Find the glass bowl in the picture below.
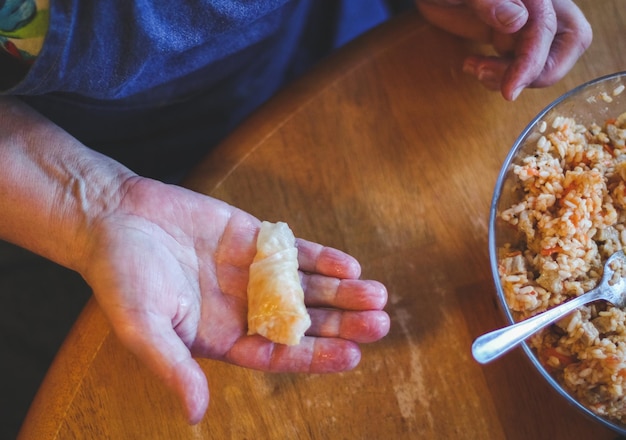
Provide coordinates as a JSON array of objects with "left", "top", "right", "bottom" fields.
[{"left": 489, "top": 71, "right": 626, "bottom": 434}]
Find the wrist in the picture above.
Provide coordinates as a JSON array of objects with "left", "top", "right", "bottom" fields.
[{"left": 0, "top": 97, "right": 137, "bottom": 272}]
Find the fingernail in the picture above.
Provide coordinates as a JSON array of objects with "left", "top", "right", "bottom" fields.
[
  {"left": 510, "top": 86, "right": 524, "bottom": 101},
  {"left": 495, "top": 2, "right": 527, "bottom": 28},
  {"left": 462, "top": 59, "right": 477, "bottom": 75},
  {"left": 476, "top": 66, "right": 497, "bottom": 83}
]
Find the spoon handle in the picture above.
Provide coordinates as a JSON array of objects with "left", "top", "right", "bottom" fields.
[{"left": 472, "top": 288, "right": 603, "bottom": 364}]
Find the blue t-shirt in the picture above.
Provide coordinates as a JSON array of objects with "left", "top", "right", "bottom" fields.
[{"left": 1, "top": 0, "right": 409, "bottom": 178}]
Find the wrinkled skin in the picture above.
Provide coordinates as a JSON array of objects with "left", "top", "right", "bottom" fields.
[
  {"left": 81, "top": 177, "right": 390, "bottom": 423},
  {"left": 417, "top": 0, "right": 593, "bottom": 100}
]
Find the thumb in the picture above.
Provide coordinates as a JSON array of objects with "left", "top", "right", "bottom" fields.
[
  {"left": 466, "top": 0, "right": 529, "bottom": 33},
  {"left": 114, "top": 317, "right": 210, "bottom": 424},
  {"left": 416, "top": 0, "right": 527, "bottom": 42},
  {"left": 167, "top": 357, "right": 210, "bottom": 424}
]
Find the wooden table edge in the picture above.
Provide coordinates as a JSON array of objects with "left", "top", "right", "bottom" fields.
[{"left": 17, "top": 297, "right": 110, "bottom": 440}]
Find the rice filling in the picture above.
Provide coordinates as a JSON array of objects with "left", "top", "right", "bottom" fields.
[{"left": 499, "top": 110, "right": 626, "bottom": 424}]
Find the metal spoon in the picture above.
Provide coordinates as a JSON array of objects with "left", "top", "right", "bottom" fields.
[{"left": 472, "top": 250, "right": 626, "bottom": 364}]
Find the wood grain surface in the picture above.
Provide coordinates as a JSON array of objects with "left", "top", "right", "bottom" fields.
[{"left": 18, "top": 1, "right": 626, "bottom": 439}]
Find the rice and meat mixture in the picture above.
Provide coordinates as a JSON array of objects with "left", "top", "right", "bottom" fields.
[{"left": 498, "top": 110, "right": 626, "bottom": 423}]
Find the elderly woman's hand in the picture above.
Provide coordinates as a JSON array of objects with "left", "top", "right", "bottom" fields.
[
  {"left": 416, "top": 0, "right": 592, "bottom": 100},
  {"left": 81, "top": 178, "right": 390, "bottom": 424}
]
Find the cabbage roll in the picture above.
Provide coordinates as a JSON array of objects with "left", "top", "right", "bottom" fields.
[{"left": 247, "top": 221, "right": 311, "bottom": 345}]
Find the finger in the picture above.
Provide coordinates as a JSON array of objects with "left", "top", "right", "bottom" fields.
[
  {"left": 302, "top": 275, "right": 388, "bottom": 311},
  {"left": 225, "top": 336, "right": 362, "bottom": 373},
  {"left": 463, "top": 55, "right": 510, "bottom": 91},
  {"left": 168, "top": 357, "right": 211, "bottom": 424},
  {"left": 112, "top": 315, "right": 210, "bottom": 424},
  {"left": 499, "top": 0, "right": 558, "bottom": 100},
  {"left": 522, "top": 0, "right": 592, "bottom": 89},
  {"left": 465, "top": 0, "right": 529, "bottom": 33},
  {"left": 307, "top": 309, "right": 391, "bottom": 343},
  {"left": 417, "top": 0, "right": 528, "bottom": 39},
  {"left": 296, "top": 238, "right": 361, "bottom": 279}
]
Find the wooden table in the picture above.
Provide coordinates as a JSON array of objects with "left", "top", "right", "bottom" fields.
[{"left": 18, "top": 2, "right": 626, "bottom": 439}]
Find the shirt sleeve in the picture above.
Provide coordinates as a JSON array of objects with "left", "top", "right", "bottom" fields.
[{"left": 0, "top": 0, "right": 49, "bottom": 65}]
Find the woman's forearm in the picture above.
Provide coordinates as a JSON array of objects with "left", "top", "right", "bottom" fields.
[{"left": 0, "top": 96, "right": 136, "bottom": 272}]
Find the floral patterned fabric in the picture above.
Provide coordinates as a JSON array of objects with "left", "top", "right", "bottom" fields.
[{"left": 0, "top": 0, "right": 48, "bottom": 63}]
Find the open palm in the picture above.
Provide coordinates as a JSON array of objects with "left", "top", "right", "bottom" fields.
[{"left": 79, "top": 177, "right": 390, "bottom": 423}]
